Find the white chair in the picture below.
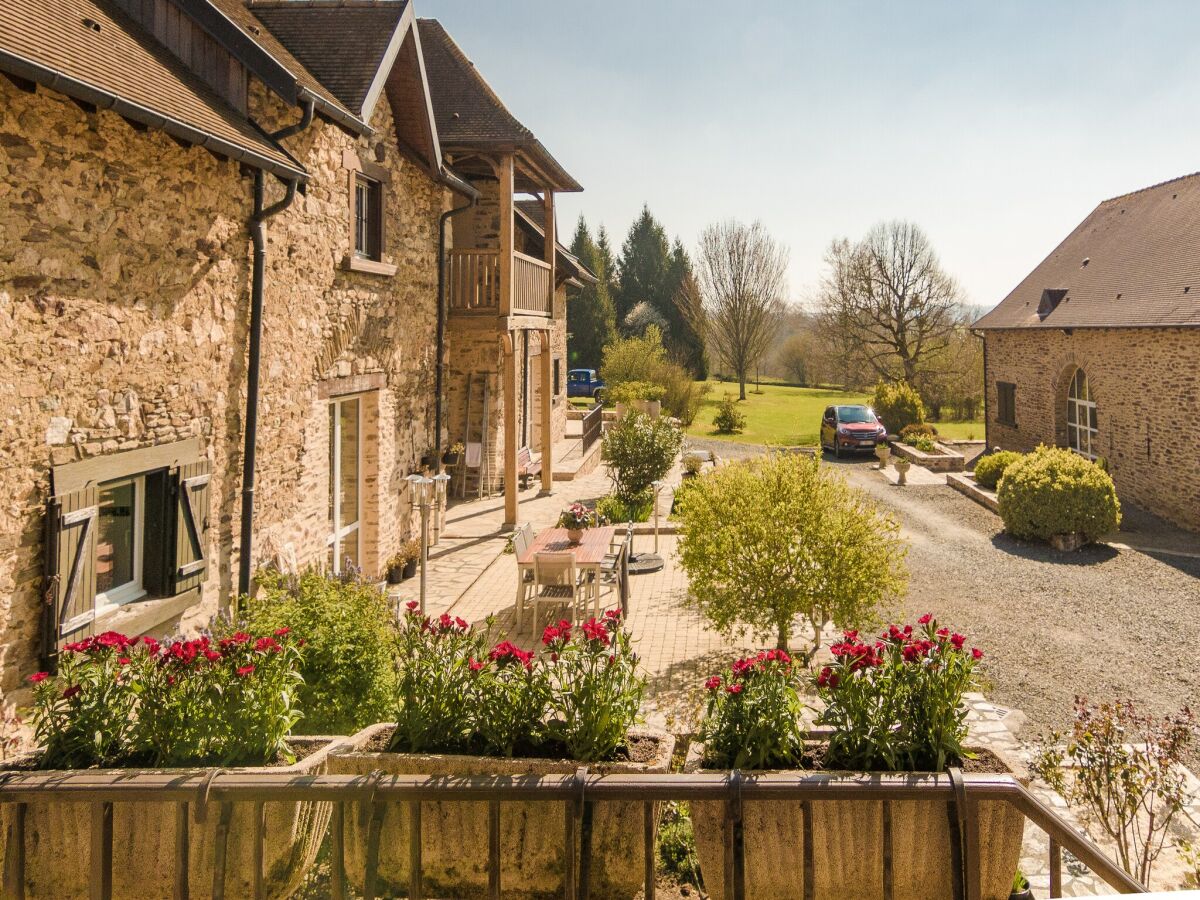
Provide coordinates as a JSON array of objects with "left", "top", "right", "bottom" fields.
[
  {"left": 532, "top": 551, "right": 586, "bottom": 631},
  {"left": 512, "top": 524, "right": 535, "bottom": 628}
]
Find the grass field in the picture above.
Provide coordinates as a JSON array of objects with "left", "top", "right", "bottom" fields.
[{"left": 686, "top": 380, "right": 983, "bottom": 446}]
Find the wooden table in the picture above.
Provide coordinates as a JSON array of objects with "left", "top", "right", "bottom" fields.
[{"left": 516, "top": 526, "right": 619, "bottom": 628}]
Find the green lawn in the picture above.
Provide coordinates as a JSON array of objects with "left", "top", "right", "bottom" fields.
[{"left": 686, "top": 380, "right": 983, "bottom": 446}]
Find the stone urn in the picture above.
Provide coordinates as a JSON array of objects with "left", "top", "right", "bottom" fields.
[
  {"left": 893, "top": 457, "right": 912, "bottom": 485},
  {"left": 875, "top": 444, "right": 891, "bottom": 469}
]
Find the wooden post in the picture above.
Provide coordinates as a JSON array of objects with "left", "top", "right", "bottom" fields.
[
  {"left": 498, "top": 154, "right": 515, "bottom": 317},
  {"left": 503, "top": 332, "right": 519, "bottom": 528},
  {"left": 540, "top": 328, "right": 554, "bottom": 493}
]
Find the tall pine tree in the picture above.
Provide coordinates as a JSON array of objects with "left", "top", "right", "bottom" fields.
[
  {"left": 615, "top": 206, "right": 672, "bottom": 327},
  {"left": 567, "top": 215, "right": 617, "bottom": 370}
]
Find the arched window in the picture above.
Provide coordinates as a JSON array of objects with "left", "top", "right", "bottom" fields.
[{"left": 1066, "top": 368, "right": 1097, "bottom": 459}]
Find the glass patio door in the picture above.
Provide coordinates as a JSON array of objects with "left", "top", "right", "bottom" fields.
[{"left": 327, "top": 396, "right": 362, "bottom": 573}]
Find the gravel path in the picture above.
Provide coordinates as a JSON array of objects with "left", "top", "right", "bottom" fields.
[{"left": 687, "top": 438, "right": 1200, "bottom": 768}]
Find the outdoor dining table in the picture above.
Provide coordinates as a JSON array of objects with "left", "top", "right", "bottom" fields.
[{"left": 516, "top": 525, "right": 623, "bottom": 620}]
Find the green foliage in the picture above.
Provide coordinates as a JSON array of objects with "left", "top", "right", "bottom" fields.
[
  {"left": 601, "top": 411, "right": 682, "bottom": 501},
  {"left": 815, "top": 616, "right": 983, "bottom": 772},
  {"left": 682, "top": 454, "right": 704, "bottom": 476},
  {"left": 567, "top": 217, "right": 617, "bottom": 369},
  {"left": 657, "top": 802, "right": 702, "bottom": 887},
  {"left": 973, "top": 450, "right": 1023, "bottom": 490},
  {"left": 605, "top": 380, "right": 665, "bottom": 405},
  {"left": 873, "top": 380, "right": 926, "bottom": 434},
  {"left": 596, "top": 491, "right": 654, "bottom": 524},
  {"left": 676, "top": 453, "right": 907, "bottom": 651},
  {"left": 898, "top": 422, "right": 938, "bottom": 441},
  {"left": 911, "top": 435, "right": 937, "bottom": 453},
  {"left": 699, "top": 650, "right": 806, "bottom": 769},
  {"left": 997, "top": 445, "right": 1121, "bottom": 541},
  {"left": 600, "top": 325, "right": 708, "bottom": 424},
  {"left": 712, "top": 395, "right": 746, "bottom": 434},
  {"left": 615, "top": 206, "right": 673, "bottom": 324},
  {"left": 470, "top": 642, "right": 547, "bottom": 757},
  {"left": 247, "top": 569, "right": 398, "bottom": 735},
  {"left": 1034, "top": 698, "right": 1196, "bottom": 885}
]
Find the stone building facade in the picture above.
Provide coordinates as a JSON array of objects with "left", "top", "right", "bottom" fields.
[
  {"left": 976, "top": 172, "right": 1200, "bottom": 533},
  {"left": 0, "top": 0, "right": 587, "bottom": 691}
]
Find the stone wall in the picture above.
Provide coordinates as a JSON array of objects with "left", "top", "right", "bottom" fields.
[
  {"left": 983, "top": 327, "right": 1200, "bottom": 531},
  {"left": 0, "top": 75, "right": 446, "bottom": 691}
]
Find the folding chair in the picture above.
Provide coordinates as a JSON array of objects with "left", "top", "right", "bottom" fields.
[{"left": 532, "top": 551, "right": 586, "bottom": 632}]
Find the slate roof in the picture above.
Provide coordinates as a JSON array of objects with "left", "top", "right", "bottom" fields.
[
  {"left": 417, "top": 18, "right": 582, "bottom": 192},
  {"left": 0, "top": 0, "right": 304, "bottom": 179},
  {"left": 249, "top": 1, "right": 409, "bottom": 119},
  {"left": 975, "top": 172, "right": 1200, "bottom": 330}
]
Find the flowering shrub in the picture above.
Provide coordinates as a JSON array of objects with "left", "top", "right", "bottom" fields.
[
  {"left": 28, "top": 628, "right": 303, "bottom": 769},
  {"left": 558, "top": 502, "right": 598, "bottom": 532},
  {"left": 390, "top": 603, "right": 485, "bottom": 753},
  {"left": 469, "top": 641, "right": 548, "bottom": 757},
  {"left": 602, "top": 411, "right": 683, "bottom": 502},
  {"left": 699, "top": 649, "right": 805, "bottom": 769},
  {"left": 543, "top": 610, "right": 645, "bottom": 762},
  {"left": 815, "top": 615, "right": 983, "bottom": 772},
  {"left": 1034, "top": 698, "right": 1196, "bottom": 885}
]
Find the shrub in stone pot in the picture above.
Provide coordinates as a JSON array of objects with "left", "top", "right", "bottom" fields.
[
  {"left": 2, "top": 629, "right": 337, "bottom": 899},
  {"left": 996, "top": 445, "right": 1121, "bottom": 548},
  {"left": 330, "top": 604, "right": 673, "bottom": 899},
  {"left": 686, "top": 617, "right": 1025, "bottom": 900}
]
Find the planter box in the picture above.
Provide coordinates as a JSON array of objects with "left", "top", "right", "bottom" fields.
[
  {"left": 890, "top": 440, "right": 966, "bottom": 473},
  {"left": 685, "top": 742, "right": 1026, "bottom": 900},
  {"left": 0, "top": 736, "right": 347, "bottom": 899},
  {"left": 329, "top": 724, "right": 675, "bottom": 899}
]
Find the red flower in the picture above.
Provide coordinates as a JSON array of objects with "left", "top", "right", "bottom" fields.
[
  {"left": 936, "top": 627, "right": 950, "bottom": 639},
  {"left": 117, "top": 657, "right": 131, "bottom": 666},
  {"left": 273, "top": 627, "right": 291, "bottom": 637},
  {"left": 469, "top": 657, "right": 485, "bottom": 672},
  {"left": 236, "top": 665, "right": 256, "bottom": 677},
  {"left": 231, "top": 632, "right": 251, "bottom": 644},
  {"left": 918, "top": 613, "right": 933, "bottom": 625},
  {"left": 28, "top": 671, "right": 48, "bottom": 683},
  {"left": 254, "top": 637, "right": 280, "bottom": 653},
  {"left": 455, "top": 617, "right": 469, "bottom": 630},
  {"left": 580, "top": 618, "right": 610, "bottom": 646},
  {"left": 705, "top": 675, "right": 722, "bottom": 691},
  {"left": 726, "top": 682, "right": 744, "bottom": 695},
  {"left": 405, "top": 600, "right": 420, "bottom": 612},
  {"left": 62, "top": 685, "right": 81, "bottom": 699},
  {"left": 971, "top": 648, "right": 984, "bottom": 660},
  {"left": 204, "top": 650, "right": 221, "bottom": 662},
  {"left": 950, "top": 633, "right": 966, "bottom": 651}
]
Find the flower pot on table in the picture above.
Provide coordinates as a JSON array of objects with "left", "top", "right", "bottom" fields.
[
  {"left": 567, "top": 528, "right": 585, "bottom": 544},
  {"left": 684, "top": 741, "right": 1026, "bottom": 900},
  {"left": 329, "top": 724, "right": 675, "bottom": 899},
  {"left": 0, "top": 736, "right": 349, "bottom": 899}
]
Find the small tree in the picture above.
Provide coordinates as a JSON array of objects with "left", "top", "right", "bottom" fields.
[
  {"left": 712, "top": 395, "right": 745, "bottom": 434},
  {"left": 873, "top": 380, "right": 926, "bottom": 434},
  {"left": 601, "top": 412, "right": 682, "bottom": 502},
  {"left": 676, "top": 454, "right": 907, "bottom": 652}
]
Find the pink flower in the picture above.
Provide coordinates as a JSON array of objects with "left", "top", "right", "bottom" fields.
[
  {"left": 971, "top": 648, "right": 984, "bottom": 660},
  {"left": 28, "top": 671, "right": 49, "bottom": 683},
  {"left": 705, "top": 675, "right": 722, "bottom": 691},
  {"left": 468, "top": 657, "right": 485, "bottom": 672},
  {"left": 236, "top": 665, "right": 256, "bottom": 677},
  {"left": 117, "top": 657, "right": 131, "bottom": 666},
  {"left": 917, "top": 613, "right": 933, "bottom": 625},
  {"left": 273, "top": 627, "right": 291, "bottom": 637},
  {"left": 725, "top": 682, "right": 744, "bottom": 695}
]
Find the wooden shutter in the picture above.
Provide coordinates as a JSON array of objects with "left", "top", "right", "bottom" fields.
[
  {"left": 171, "top": 458, "right": 211, "bottom": 595},
  {"left": 44, "top": 485, "right": 100, "bottom": 656}
]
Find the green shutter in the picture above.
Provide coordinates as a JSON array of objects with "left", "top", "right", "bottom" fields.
[
  {"left": 44, "top": 484, "right": 99, "bottom": 656},
  {"left": 171, "top": 458, "right": 211, "bottom": 595}
]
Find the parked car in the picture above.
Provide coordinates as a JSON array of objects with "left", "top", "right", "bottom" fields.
[
  {"left": 820, "top": 405, "right": 888, "bottom": 458},
  {"left": 567, "top": 368, "right": 605, "bottom": 401}
]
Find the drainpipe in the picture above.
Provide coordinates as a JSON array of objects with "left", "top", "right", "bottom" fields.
[
  {"left": 237, "top": 100, "right": 313, "bottom": 599},
  {"left": 433, "top": 170, "right": 480, "bottom": 473}
]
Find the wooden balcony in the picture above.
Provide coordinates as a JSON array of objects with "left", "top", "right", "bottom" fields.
[{"left": 446, "top": 248, "right": 551, "bottom": 317}]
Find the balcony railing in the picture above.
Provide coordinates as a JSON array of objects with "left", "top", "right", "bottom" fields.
[
  {"left": 0, "top": 765, "right": 1146, "bottom": 900},
  {"left": 447, "top": 248, "right": 500, "bottom": 313},
  {"left": 512, "top": 251, "right": 552, "bottom": 316}
]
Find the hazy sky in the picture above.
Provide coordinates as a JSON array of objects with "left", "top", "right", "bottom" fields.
[{"left": 421, "top": 1, "right": 1199, "bottom": 311}]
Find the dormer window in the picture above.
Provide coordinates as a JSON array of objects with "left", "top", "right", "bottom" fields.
[{"left": 1037, "top": 289, "right": 1067, "bottom": 320}]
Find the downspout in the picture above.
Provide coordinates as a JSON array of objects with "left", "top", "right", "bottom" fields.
[
  {"left": 979, "top": 330, "right": 990, "bottom": 450},
  {"left": 237, "top": 100, "right": 313, "bottom": 599},
  {"left": 434, "top": 170, "right": 480, "bottom": 473}
]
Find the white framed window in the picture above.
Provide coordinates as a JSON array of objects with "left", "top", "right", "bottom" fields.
[
  {"left": 94, "top": 475, "right": 146, "bottom": 614},
  {"left": 327, "top": 396, "right": 363, "bottom": 574},
  {"left": 1066, "top": 368, "right": 1098, "bottom": 459}
]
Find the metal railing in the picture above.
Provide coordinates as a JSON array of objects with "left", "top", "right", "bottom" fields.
[
  {"left": 581, "top": 403, "right": 604, "bottom": 455},
  {"left": 0, "top": 768, "right": 1146, "bottom": 900},
  {"left": 513, "top": 251, "right": 552, "bottom": 316},
  {"left": 447, "top": 248, "right": 500, "bottom": 312}
]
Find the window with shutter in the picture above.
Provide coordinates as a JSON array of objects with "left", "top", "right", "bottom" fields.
[
  {"left": 43, "top": 484, "right": 100, "bottom": 654},
  {"left": 171, "top": 459, "right": 211, "bottom": 595}
]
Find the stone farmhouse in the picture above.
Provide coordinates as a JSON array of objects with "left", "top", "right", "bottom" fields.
[
  {"left": 0, "top": 0, "right": 593, "bottom": 690},
  {"left": 974, "top": 172, "right": 1200, "bottom": 532}
]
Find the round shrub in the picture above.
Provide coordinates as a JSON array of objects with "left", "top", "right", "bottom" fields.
[
  {"left": 996, "top": 446, "right": 1121, "bottom": 541},
  {"left": 873, "top": 381, "right": 926, "bottom": 435},
  {"left": 973, "top": 450, "right": 1023, "bottom": 490},
  {"left": 898, "top": 422, "right": 938, "bottom": 442}
]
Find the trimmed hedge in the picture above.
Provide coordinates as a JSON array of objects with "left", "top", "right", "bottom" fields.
[
  {"left": 973, "top": 450, "right": 1023, "bottom": 490},
  {"left": 898, "top": 423, "right": 938, "bottom": 441},
  {"left": 996, "top": 445, "right": 1121, "bottom": 542}
]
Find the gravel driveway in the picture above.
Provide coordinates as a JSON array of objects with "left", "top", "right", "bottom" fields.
[{"left": 687, "top": 438, "right": 1200, "bottom": 767}]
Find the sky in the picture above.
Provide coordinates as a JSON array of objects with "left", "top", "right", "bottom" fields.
[{"left": 421, "top": 1, "right": 1200, "bottom": 311}]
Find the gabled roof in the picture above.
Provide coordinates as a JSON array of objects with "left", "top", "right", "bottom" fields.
[
  {"left": 417, "top": 18, "right": 582, "bottom": 193},
  {"left": 515, "top": 200, "right": 598, "bottom": 285},
  {"left": 0, "top": 0, "right": 304, "bottom": 180},
  {"left": 975, "top": 172, "right": 1200, "bottom": 330}
]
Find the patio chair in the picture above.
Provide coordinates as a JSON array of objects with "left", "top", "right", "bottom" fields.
[
  {"left": 595, "top": 524, "right": 633, "bottom": 616},
  {"left": 532, "top": 551, "right": 587, "bottom": 631},
  {"left": 512, "top": 525, "right": 534, "bottom": 628}
]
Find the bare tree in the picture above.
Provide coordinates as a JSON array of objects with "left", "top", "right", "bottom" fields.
[
  {"left": 690, "top": 220, "right": 788, "bottom": 400},
  {"left": 817, "top": 221, "right": 962, "bottom": 387}
]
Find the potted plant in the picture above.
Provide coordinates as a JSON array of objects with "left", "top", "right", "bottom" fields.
[
  {"left": 1010, "top": 871, "right": 1035, "bottom": 900},
  {"left": 329, "top": 605, "right": 673, "bottom": 899},
  {"left": 874, "top": 443, "right": 891, "bottom": 468},
  {"left": 893, "top": 455, "right": 912, "bottom": 484},
  {"left": 686, "top": 616, "right": 1025, "bottom": 900},
  {"left": 3, "top": 629, "right": 341, "bottom": 899},
  {"left": 558, "top": 501, "right": 597, "bottom": 544},
  {"left": 442, "top": 441, "right": 465, "bottom": 467}
]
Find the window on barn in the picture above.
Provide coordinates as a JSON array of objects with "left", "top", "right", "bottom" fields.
[
  {"left": 1066, "top": 368, "right": 1098, "bottom": 459},
  {"left": 996, "top": 382, "right": 1016, "bottom": 427}
]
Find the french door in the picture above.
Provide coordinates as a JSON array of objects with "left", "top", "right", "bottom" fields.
[{"left": 327, "top": 396, "right": 362, "bottom": 573}]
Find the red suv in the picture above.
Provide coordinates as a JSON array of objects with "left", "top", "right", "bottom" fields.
[{"left": 820, "top": 405, "right": 888, "bottom": 458}]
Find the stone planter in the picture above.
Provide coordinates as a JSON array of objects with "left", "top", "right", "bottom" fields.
[
  {"left": 890, "top": 440, "right": 965, "bottom": 473},
  {"left": 875, "top": 445, "right": 891, "bottom": 468},
  {"left": 1049, "top": 532, "right": 1088, "bottom": 552},
  {"left": 893, "top": 457, "right": 912, "bottom": 485},
  {"left": 685, "top": 742, "right": 1026, "bottom": 900},
  {"left": 0, "top": 736, "right": 348, "bottom": 899},
  {"left": 329, "top": 724, "right": 675, "bottom": 899}
]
